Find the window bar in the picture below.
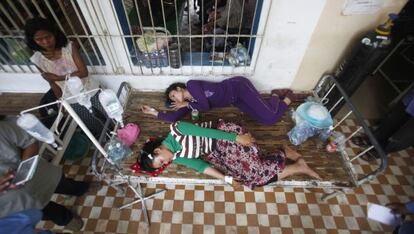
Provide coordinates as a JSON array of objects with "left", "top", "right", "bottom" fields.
[
  {"left": 7, "top": 0, "right": 26, "bottom": 28},
  {"left": 31, "top": 0, "right": 47, "bottom": 18},
  {"left": 233, "top": 0, "right": 246, "bottom": 73},
  {"left": 56, "top": 0, "right": 98, "bottom": 74},
  {"left": 120, "top": 0, "right": 143, "bottom": 75},
  {"left": 70, "top": 0, "right": 107, "bottom": 74},
  {"left": 0, "top": 3, "right": 21, "bottom": 31},
  {"left": 0, "top": 52, "right": 15, "bottom": 73},
  {"left": 85, "top": 1, "right": 118, "bottom": 73},
  {"left": 7, "top": 1, "right": 36, "bottom": 72},
  {"left": 147, "top": 0, "right": 163, "bottom": 73},
  {"left": 107, "top": 0, "right": 134, "bottom": 75},
  {"left": 0, "top": 60, "right": 7, "bottom": 72},
  {"left": 49, "top": 0, "right": 97, "bottom": 74},
  {"left": 160, "top": 0, "right": 172, "bottom": 74},
  {"left": 246, "top": 0, "right": 263, "bottom": 74},
  {"left": 0, "top": 22, "right": 27, "bottom": 73},
  {"left": 133, "top": 0, "right": 154, "bottom": 74},
  {"left": 173, "top": 0, "right": 184, "bottom": 73},
  {"left": 95, "top": 1, "right": 124, "bottom": 74},
  {"left": 200, "top": 0, "right": 205, "bottom": 73},
  {"left": 0, "top": 3, "right": 34, "bottom": 73},
  {"left": 187, "top": 0, "right": 193, "bottom": 72},
  {"left": 0, "top": 43, "right": 25, "bottom": 73},
  {"left": 19, "top": 0, "right": 34, "bottom": 19},
  {"left": 221, "top": 0, "right": 233, "bottom": 72},
  {"left": 210, "top": 0, "right": 219, "bottom": 72}
]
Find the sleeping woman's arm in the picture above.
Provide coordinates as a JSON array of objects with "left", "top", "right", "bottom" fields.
[
  {"left": 141, "top": 105, "right": 190, "bottom": 122},
  {"left": 173, "top": 157, "right": 240, "bottom": 187},
  {"left": 158, "top": 107, "right": 190, "bottom": 122},
  {"left": 176, "top": 121, "right": 255, "bottom": 146}
]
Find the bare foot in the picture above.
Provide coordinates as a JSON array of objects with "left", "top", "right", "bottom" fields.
[
  {"left": 297, "top": 158, "right": 321, "bottom": 180},
  {"left": 283, "top": 144, "right": 302, "bottom": 161}
]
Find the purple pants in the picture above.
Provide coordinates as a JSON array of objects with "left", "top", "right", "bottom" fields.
[{"left": 230, "top": 77, "right": 288, "bottom": 125}]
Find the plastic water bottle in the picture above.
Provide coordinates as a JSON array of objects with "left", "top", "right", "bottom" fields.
[
  {"left": 99, "top": 89, "right": 124, "bottom": 127},
  {"left": 66, "top": 76, "right": 92, "bottom": 112},
  {"left": 17, "top": 113, "right": 58, "bottom": 148},
  {"left": 319, "top": 128, "right": 333, "bottom": 142},
  {"left": 288, "top": 121, "right": 318, "bottom": 145},
  {"left": 326, "top": 131, "right": 346, "bottom": 152},
  {"left": 104, "top": 138, "right": 132, "bottom": 165},
  {"left": 228, "top": 43, "right": 250, "bottom": 66}
]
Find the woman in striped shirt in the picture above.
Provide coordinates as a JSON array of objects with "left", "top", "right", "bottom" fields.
[{"left": 138, "top": 120, "right": 320, "bottom": 189}]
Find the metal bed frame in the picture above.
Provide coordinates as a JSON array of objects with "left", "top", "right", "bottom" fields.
[
  {"left": 312, "top": 75, "right": 387, "bottom": 200},
  {"left": 91, "top": 75, "right": 389, "bottom": 225}
]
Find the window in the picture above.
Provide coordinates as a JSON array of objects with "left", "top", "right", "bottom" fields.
[
  {"left": 0, "top": 0, "right": 267, "bottom": 76},
  {"left": 113, "top": 0, "right": 265, "bottom": 75},
  {"left": 0, "top": 0, "right": 105, "bottom": 73}
]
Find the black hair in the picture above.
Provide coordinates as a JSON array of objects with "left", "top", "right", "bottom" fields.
[
  {"left": 165, "top": 82, "right": 187, "bottom": 103},
  {"left": 24, "top": 17, "right": 68, "bottom": 51},
  {"left": 138, "top": 138, "right": 163, "bottom": 172},
  {"left": 0, "top": 115, "right": 5, "bottom": 121}
]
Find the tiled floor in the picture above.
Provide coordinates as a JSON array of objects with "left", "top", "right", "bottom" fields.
[{"left": 35, "top": 145, "right": 414, "bottom": 233}]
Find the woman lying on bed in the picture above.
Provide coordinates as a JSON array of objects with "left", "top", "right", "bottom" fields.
[
  {"left": 141, "top": 76, "right": 296, "bottom": 125},
  {"left": 138, "top": 120, "right": 320, "bottom": 189}
]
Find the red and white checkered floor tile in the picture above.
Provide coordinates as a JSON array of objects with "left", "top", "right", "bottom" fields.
[{"left": 36, "top": 146, "right": 414, "bottom": 233}]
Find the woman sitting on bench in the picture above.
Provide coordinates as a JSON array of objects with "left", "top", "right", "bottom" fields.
[
  {"left": 141, "top": 76, "right": 296, "bottom": 125},
  {"left": 138, "top": 120, "right": 320, "bottom": 189}
]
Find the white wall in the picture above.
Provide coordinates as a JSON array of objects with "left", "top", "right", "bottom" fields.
[
  {"left": 251, "top": 0, "right": 326, "bottom": 91},
  {"left": 0, "top": 0, "right": 329, "bottom": 93},
  {"left": 292, "top": 0, "right": 407, "bottom": 91}
]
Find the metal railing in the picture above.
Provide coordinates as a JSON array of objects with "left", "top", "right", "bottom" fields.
[
  {"left": 0, "top": 0, "right": 267, "bottom": 76},
  {"left": 313, "top": 75, "right": 388, "bottom": 187}
]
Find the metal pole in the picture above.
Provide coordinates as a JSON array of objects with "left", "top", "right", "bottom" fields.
[{"left": 61, "top": 100, "right": 112, "bottom": 163}]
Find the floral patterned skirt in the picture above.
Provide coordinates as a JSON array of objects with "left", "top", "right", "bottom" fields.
[{"left": 203, "top": 120, "right": 286, "bottom": 189}]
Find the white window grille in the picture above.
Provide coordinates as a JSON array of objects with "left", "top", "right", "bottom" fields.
[
  {"left": 0, "top": 0, "right": 106, "bottom": 74},
  {"left": 0, "top": 0, "right": 269, "bottom": 76}
]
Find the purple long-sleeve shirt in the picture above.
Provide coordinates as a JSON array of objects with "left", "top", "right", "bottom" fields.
[{"left": 158, "top": 78, "right": 238, "bottom": 122}]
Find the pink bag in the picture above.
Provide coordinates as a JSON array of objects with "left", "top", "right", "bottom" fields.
[{"left": 117, "top": 123, "right": 140, "bottom": 146}]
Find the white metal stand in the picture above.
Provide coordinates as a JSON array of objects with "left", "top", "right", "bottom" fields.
[{"left": 21, "top": 88, "right": 165, "bottom": 225}]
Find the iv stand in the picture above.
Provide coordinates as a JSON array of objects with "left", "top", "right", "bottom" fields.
[{"left": 20, "top": 88, "right": 165, "bottom": 225}]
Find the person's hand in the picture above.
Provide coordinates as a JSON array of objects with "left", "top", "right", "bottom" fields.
[
  {"left": 0, "top": 171, "right": 16, "bottom": 193},
  {"left": 141, "top": 105, "right": 158, "bottom": 116},
  {"left": 236, "top": 133, "right": 256, "bottom": 146},
  {"left": 387, "top": 202, "right": 410, "bottom": 216},
  {"left": 41, "top": 72, "right": 60, "bottom": 82},
  {"left": 170, "top": 101, "right": 189, "bottom": 110}
]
